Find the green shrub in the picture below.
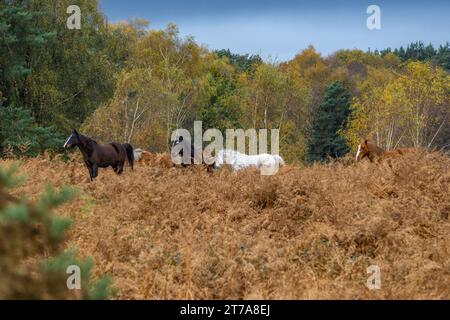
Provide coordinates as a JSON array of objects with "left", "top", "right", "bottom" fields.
[
  {"left": 0, "top": 163, "right": 114, "bottom": 299},
  {"left": 0, "top": 106, "right": 63, "bottom": 157}
]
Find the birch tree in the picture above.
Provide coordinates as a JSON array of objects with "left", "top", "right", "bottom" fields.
[{"left": 345, "top": 62, "right": 449, "bottom": 150}]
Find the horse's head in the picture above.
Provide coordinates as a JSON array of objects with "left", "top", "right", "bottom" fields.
[
  {"left": 173, "top": 135, "right": 182, "bottom": 146},
  {"left": 63, "top": 129, "right": 82, "bottom": 149},
  {"left": 171, "top": 135, "right": 184, "bottom": 157},
  {"left": 355, "top": 140, "right": 370, "bottom": 161}
]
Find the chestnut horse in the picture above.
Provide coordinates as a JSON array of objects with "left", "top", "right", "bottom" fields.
[
  {"left": 63, "top": 129, "right": 134, "bottom": 181},
  {"left": 355, "top": 140, "right": 413, "bottom": 162},
  {"left": 134, "top": 149, "right": 155, "bottom": 164}
]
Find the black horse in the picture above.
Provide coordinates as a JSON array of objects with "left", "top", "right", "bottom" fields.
[
  {"left": 172, "top": 135, "right": 195, "bottom": 166},
  {"left": 172, "top": 135, "right": 215, "bottom": 171},
  {"left": 63, "top": 129, "right": 134, "bottom": 181}
]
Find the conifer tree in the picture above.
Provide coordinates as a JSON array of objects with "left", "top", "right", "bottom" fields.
[
  {"left": 0, "top": 106, "right": 63, "bottom": 157},
  {"left": 307, "top": 81, "right": 351, "bottom": 162},
  {"left": 0, "top": 164, "right": 114, "bottom": 299}
]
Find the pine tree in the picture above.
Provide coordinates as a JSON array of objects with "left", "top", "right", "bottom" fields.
[
  {"left": 385, "top": 42, "right": 449, "bottom": 71},
  {"left": 0, "top": 4, "right": 55, "bottom": 107},
  {"left": 0, "top": 106, "right": 63, "bottom": 157},
  {"left": 436, "top": 43, "right": 450, "bottom": 71},
  {"left": 0, "top": 164, "right": 114, "bottom": 299},
  {"left": 0, "top": 1, "right": 116, "bottom": 133},
  {"left": 215, "top": 49, "right": 263, "bottom": 73},
  {"left": 307, "top": 81, "right": 351, "bottom": 162}
]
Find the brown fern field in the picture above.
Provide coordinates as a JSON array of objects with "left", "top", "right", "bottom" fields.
[{"left": 1, "top": 150, "right": 449, "bottom": 299}]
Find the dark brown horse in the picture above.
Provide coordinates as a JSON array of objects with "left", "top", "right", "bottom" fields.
[
  {"left": 63, "top": 129, "right": 134, "bottom": 181},
  {"left": 172, "top": 135, "right": 215, "bottom": 172},
  {"left": 355, "top": 139, "right": 413, "bottom": 162}
]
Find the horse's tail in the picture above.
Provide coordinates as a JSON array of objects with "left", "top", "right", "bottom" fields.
[{"left": 123, "top": 143, "right": 134, "bottom": 170}]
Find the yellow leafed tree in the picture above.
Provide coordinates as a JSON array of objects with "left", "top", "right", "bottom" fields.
[{"left": 345, "top": 61, "right": 449, "bottom": 150}]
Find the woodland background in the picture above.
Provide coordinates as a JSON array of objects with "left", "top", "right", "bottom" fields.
[
  {"left": 1, "top": 0, "right": 449, "bottom": 162},
  {"left": 1, "top": 0, "right": 449, "bottom": 300}
]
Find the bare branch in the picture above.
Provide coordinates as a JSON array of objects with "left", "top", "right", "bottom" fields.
[{"left": 427, "top": 116, "right": 447, "bottom": 149}]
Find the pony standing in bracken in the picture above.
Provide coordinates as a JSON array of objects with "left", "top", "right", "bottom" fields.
[
  {"left": 171, "top": 136, "right": 196, "bottom": 167},
  {"left": 214, "top": 149, "right": 285, "bottom": 172},
  {"left": 171, "top": 136, "right": 216, "bottom": 171},
  {"left": 355, "top": 139, "right": 414, "bottom": 162},
  {"left": 63, "top": 129, "right": 134, "bottom": 181}
]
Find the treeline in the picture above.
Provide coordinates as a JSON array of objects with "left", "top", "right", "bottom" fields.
[
  {"left": 376, "top": 41, "right": 450, "bottom": 71},
  {"left": 0, "top": 0, "right": 119, "bottom": 156},
  {"left": 1, "top": 0, "right": 449, "bottom": 162}
]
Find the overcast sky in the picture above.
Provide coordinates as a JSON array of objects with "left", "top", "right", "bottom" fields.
[{"left": 100, "top": 0, "right": 450, "bottom": 61}]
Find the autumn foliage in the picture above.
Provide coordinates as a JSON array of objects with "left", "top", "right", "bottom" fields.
[
  {"left": 1, "top": 1, "right": 449, "bottom": 301},
  {"left": 2, "top": 150, "right": 449, "bottom": 299}
]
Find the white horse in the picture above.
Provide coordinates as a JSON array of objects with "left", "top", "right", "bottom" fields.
[
  {"left": 133, "top": 148, "right": 143, "bottom": 161},
  {"left": 214, "top": 149, "right": 284, "bottom": 173}
]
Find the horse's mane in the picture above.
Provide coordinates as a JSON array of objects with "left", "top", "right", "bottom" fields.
[
  {"left": 78, "top": 134, "right": 98, "bottom": 155},
  {"left": 81, "top": 134, "right": 97, "bottom": 144},
  {"left": 217, "top": 149, "right": 246, "bottom": 161},
  {"left": 219, "top": 149, "right": 247, "bottom": 156}
]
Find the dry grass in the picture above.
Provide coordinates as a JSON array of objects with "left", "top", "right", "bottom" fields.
[{"left": 2, "top": 150, "right": 449, "bottom": 299}]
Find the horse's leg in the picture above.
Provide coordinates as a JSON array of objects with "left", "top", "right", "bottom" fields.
[
  {"left": 92, "top": 163, "right": 99, "bottom": 179},
  {"left": 85, "top": 161, "right": 94, "bottom": 181},
  {"left": 117, "top": 161, "right": 124, "bottom": 175}
]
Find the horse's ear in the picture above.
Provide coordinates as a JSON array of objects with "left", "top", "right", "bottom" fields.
[
  {"left": 364, "top": 139, "right": 368, "bottom": 146},
  {"left": 73, "top": 129, "right": 79, "bottom": 136}
]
